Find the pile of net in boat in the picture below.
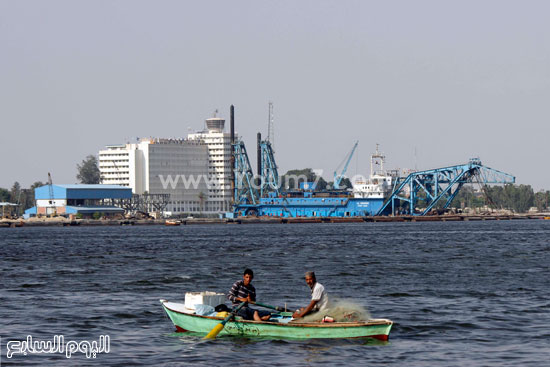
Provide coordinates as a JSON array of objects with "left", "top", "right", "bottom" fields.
[{"left": 299, "top": 298, "right": 371, "bottom": 323}]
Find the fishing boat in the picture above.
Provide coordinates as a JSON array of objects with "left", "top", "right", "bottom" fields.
[
  {"left": 165, "top": 219, "right": 181, "bottom": 226},
  {"left": 160, "top": 299, "right": 393, "bottom": 340}
]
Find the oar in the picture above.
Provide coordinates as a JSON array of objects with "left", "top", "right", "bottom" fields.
[
  {"left": 252, "top": 301, "right": 286, "bottom": 312},
  {"left": 204, "top": 302, "right": 246, "bottom": 340}
]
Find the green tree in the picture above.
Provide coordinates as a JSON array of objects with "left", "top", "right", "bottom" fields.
[
  {"left": 0, "top": 188, "right": 10, "bottom": 202},
  {"left": 327, "top": 177, "right": 352, "bottom": 190},
  {"left": 281, "top": 168, "right": 328, "bottom": 190},
  {"left": 450, "top": 185, "right": 473, "bottom": 209},
  {"left": 7, "top": 181, "right": 46, "bottom": 214},
  {"left": 10, "top": 189, "right": 33, "bottom": 213},
  {"left": 535, "top": 190, "right": 550, "bottom": 211},
  {"left": 77, "top": 155, "right": 100, "bottom": 184},
  {"left": 339, "top": 177, "right": 353, "bottom": 189},
  {"left": 515, "top": 184, "right": 535, "bottom": 212},
  {"left": 481, "top": 184, "right": 536, "bottom": 213},
  {"left": 30, "top": 181, "right": 44, "bottom": 190},
  {"left": 10, "top": 182, "right": 21, "bottom": 203},
  {"left": 198, "top": 191, "right": 206, "bottom": 214},
  {"left": 317, "top": 177, "right": 329, "bottom": 190}
]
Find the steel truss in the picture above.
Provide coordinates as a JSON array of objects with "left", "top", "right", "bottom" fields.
[
  {"left": 120, "top": 193, "right": 170, "bottom": 214},
  {"left": 378, "top": 158, "right": 515, "bottom": 216},
  {"left": 259, "top": 140, "right": 281, "bottom": 198},
  {"left": 233, "top": 140, "right": 258, "bottom": 205}
]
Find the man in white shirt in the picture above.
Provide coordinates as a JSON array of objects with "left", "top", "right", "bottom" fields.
[{"left": 292, "top": 271, "right": 328, "bottom": 319}]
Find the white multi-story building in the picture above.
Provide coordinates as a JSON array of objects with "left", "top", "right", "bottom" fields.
[
  {"left": 98, "top": 144, "right": 132, "bottom": 188},
  {"left": 187, "top": 117, "right": 234, "bottom": 213},
  {"left": 99, "top": 113, "right": 235, "bottom": 215},
  {"left": 99, "top": 138, "right": 210, "bottom": 214}
]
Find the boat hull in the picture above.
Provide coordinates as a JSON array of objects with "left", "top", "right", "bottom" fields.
[
  {"left": 165, "top": 220, "right": 181, "bottom": 226},
  {"left": 235, "top": 197, "right": 388, "bottom": 218},
  {"left": 160, "top": 300, "right": 392, "bottom": 340}
]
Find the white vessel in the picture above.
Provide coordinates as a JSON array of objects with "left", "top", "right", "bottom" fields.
[{"left": 353, "top": 145, "right": 399, "bottom": 199}]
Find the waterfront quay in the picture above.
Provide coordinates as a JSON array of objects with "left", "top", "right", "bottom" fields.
[{"left": 2, "top": 214, "right": 549, "bottom": 228}]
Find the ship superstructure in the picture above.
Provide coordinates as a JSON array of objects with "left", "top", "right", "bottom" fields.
[{"left": 352, "top": 144, "right": 399, "bottom": 200}]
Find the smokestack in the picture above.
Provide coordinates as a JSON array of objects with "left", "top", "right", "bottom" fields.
[
  {"left": 230, "top": 105, "right": 235, "bottom": 144},
  {"left": 230, "top": 105, "right": 235, "bottom": 204},
  {"left": 257, "top": 133, "right": 262, "bottom": 179}
]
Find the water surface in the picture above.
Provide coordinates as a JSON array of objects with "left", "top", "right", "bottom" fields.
[{"left": 1, "top": 221, "right": 549, "bottom": 366}]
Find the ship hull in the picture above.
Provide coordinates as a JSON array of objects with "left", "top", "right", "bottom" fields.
[{"left": 235, "top": 197, "right": 388, "bottom": 218}]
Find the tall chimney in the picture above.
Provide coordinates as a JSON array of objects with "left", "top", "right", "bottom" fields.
[
  {"left": 257, "top": 132, "right": 262, "bottom": 179},
  {"left": 230, "top": 105, "right": 235, "bottom": 204},
  {"left": 230, "top": 105, "right": 235, "bottom": 144}
]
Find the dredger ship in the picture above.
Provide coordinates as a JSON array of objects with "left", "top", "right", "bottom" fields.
[{"left": 228, "top": 106, "right": 515, "bottom": 218}]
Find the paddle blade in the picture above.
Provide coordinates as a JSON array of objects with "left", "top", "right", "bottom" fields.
[
  {"left": 203, "top": 301, "right": 244, "bottom": 340},
  {"left": 204, "top": 323, "right": 225, "bottom": 339}
]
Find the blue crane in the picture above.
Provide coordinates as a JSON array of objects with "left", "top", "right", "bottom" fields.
[
  {"left": 232, "top": 139, "right": 258, "bottom": 206},
  {"left": 47, "top": 172, "right": 57, "bottom": 216},
  {"left": 333, "top": 141, "right": 358, "bottom": 190},
  {"left": 377, "top": 158, "right": 516, "bottom": 216},
  {"left": 259, "top": 140, "right": 281, "bottom": 198}
]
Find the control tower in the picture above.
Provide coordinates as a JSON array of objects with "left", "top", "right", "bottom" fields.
[{"left": 205, "top": 117, "right": 225, "bottom": 133}]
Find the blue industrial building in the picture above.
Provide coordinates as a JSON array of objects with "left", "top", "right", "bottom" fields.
[{"left": 24, "top": 184, "right": 132, "bottom": 218}]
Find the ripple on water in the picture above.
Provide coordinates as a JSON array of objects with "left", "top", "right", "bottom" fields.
[{"left": 1, "top": 221, "right": 550, "bottom": 366}]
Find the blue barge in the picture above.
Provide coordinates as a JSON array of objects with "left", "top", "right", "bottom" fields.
[
  {"left": 234, "top": 192, "right": 386, "bottom": 218},
  {"left": 227, "top": 105, "right": 515, "bottom": 218}
]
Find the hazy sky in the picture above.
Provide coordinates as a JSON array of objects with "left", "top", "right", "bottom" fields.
[{"left": 1, "top": 0, "right": 549, "bottom": 191}]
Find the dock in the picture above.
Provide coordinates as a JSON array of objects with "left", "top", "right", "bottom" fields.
[{"left": 2, "top": 214, "right": 549, "bottom": 228}]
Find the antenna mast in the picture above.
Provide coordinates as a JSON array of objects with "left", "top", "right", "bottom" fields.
[
  {"left": 267, "top": 102, "right": 274, "bottom": 149},
  {"left": 370, "top": 144, "right": 385, "bottom": 177}
]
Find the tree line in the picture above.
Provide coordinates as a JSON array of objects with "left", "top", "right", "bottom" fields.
[
  {"left": 1, "top": 155, "right": 100, "bottom": 215},
  {"left": 2, "top": 160, "right": 549, "bottom": 214},
  {"left": 280, "top": 168, "right": 352, "bottom": 190},
  {"left": 450, "top": 184, "right": 550, "bottom": 213},
  {"left": 281, "top": 169, "right": 549, "bottom": 213}
]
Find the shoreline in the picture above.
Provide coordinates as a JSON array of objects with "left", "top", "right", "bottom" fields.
[{"left": 2, "top": 214, "right": 550, "bottom": 227}]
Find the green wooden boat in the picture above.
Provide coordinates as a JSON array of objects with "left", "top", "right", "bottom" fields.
[{"left": 160, "top": 299, "right": 393, "bottom": 340}]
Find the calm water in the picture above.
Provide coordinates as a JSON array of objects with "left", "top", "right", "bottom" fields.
[{"left": 1, "top": 221, "right": 549, "bottom": 366}]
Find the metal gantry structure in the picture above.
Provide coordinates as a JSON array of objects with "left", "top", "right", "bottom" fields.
[
  {"left": 120, "top": 193, "right": 170, "bottom": 214},
  {"left": 233, "top": 139, "right": 258, "bottom": 205},
  {"left": 377, "top": 158, "right": 516, "bottom": 216},
  {"left": 333, "top": 141, "right": 358, "bottom": 189},
  {"left": 267, "top": 101, "right": 274, "bottom": 147},
  {"left": 233, "top": 102, "right": 281, "bottom": 207},
  {"left": 259, "top": 140, "right": 281, "bottom": 198},
  {"left": 230, "top": 104, "right": 517, "bottom": 218},
  {"left": 47, "top": 172, "right": 57, "bottom": 216}
]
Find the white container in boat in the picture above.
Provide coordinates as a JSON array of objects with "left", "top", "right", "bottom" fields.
[{"left": 184, "top": 291, "right": 225, "bottom": 310}]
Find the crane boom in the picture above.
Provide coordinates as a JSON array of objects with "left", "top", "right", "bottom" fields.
[
  {"left": 333, "top": 141, "right": 358, "bottom": 189},
  {"left": 47, "top": 172, "right": 57, "bottom": 216}
]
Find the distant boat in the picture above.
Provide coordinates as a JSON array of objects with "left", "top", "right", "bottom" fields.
[
  {"left": 165, "top": 219, "right": 181, "bottom": 226},
  {"left": 160, "top": 299, "right": 393, "bottom": 340}
]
